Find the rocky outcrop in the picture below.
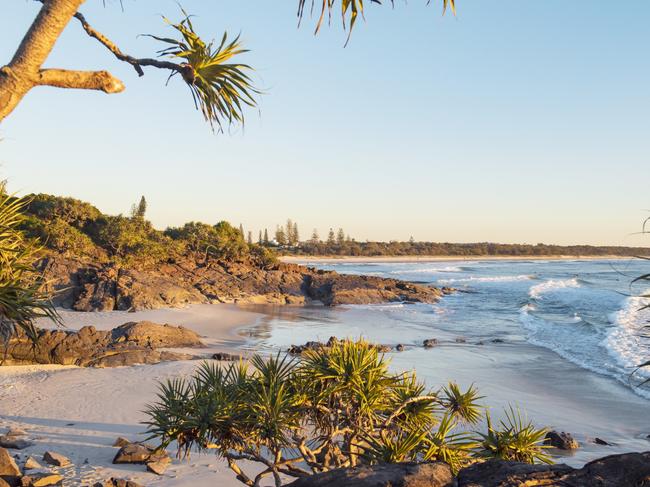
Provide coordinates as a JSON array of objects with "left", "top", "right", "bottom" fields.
[
  {"left": 287, "top": 462, "right": 455, "bottom": 487},
  {"left": 289, "top": 452, "right": 650, "bottom": 487},
  {"left": 456, "top": 451, "right": 650, "bottom": 486},
  {"left": 1, "top": 321, "right": 203, "bottom": 367},
  {"left": 39, "top": 256, "right": 448, "bottom": 312},
  {"left": 544, "top": 430, "right": 580, "bottom": 450}
]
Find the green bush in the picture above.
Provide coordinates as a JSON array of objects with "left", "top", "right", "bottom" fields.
[
  {"left": 25, "top": 193, "right": 101, "bottom": 229},
  {"left": 94, "top": 215, "right": 167, "bottom": 266},
  {"left": 165, "top": 220, "right": 249, "bottom": 261},
  {"left": 145, "top": 340, "right": 549, "bottom": 486},
  {"left": 20, "top": 216, "right": 97, "bottom": 257},
  {"left": 249, "top": 244, "right": 278, "bottom": 268}
]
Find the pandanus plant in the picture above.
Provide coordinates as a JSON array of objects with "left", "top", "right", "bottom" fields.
[
  {"left": 144, "top": 339, "right": 549, "bottom": 486},
  {"left": 0, "top": 183, "right": 60, "bottom": 351}
]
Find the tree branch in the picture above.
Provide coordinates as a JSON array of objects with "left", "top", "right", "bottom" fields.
[
  {"left": 36, "top": 69, "right": 124, "bottom": 93},
  {"left": 71, "top": 10, "right": 181, "bottom": 76}
]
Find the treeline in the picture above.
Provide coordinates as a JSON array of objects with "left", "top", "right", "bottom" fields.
[
  {"left": 290, "top": 239, "right": 650, "bottom": 257},
  {"left": 20, "top": 193, "right": 277, "bottom": 268}
]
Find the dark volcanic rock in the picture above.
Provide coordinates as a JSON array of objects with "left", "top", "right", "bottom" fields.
[
  {"left": 423, "top": 338, "right": 438, "bottom": 348},
  {"left": 457, "top": 451, "right": 650, "bottom": 487},
  {"left": 1, "top": 321, "right": 202, "bottom": 367},
  {"left": 566, "top": 451, "right": 650, "bottom": 486},
  {"left": 544, "top": 430, "right": 580, "bottom": 450},
  {"left": 457, "top": 459, "right": 573, "bottom": 486},
  {"left": 287, "top": 462, "right": 454, "bottom": 487},
  {"left": 39, "top": 256, "right": 445, "bottom": 312}
]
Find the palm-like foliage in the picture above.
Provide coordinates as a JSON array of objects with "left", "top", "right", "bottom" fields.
[
  {"left": 475, "top": 407, "right": 551, "bottom": 465},
  {"left": 147, "top": 11, "right": 259, "bottom": 132},
  {"left": 145, "top": 340, "right": 549, "bottom": 486},
  {"left": 297, "top": 0, "right": 456, "bottom": 44},
  {"left": 0, "top": 186, "right": 60, "bottom": 349}
]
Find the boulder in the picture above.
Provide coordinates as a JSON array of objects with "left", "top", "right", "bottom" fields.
[
  {"left": 287, "top": 462, "right": 454, "bottom": 487},
  {"left": 0, "top": 436, "right": 33, "bottom": 450},
  {"left": 457, "top": 459, "right": 572, "bottom": 486},
  {"left": 593, "top": 437, "right": 612, "bottom": 446},
  {"left": 112, "top": 443, "right": 153, "bottom": 464},
  {"left": 20, "top": 472, "right": 64, "bottom": 487},
  {"left": 457, "top": 451, "right": 650, "bottom": 486},
  {"left": 112, "top": 443, "right": 169, "bottom": 466},
  {"left": 544, "top": 430, "right": 579, "bottom": 450},
  {"left": 0, "top": 447, "right": 20, "bottom": 478},
  {"left": 0, "top": 478, "right": 9, "bottom": 487},
  {"left": 110, "top": 321, "right": 203, "bottom": 348},
  {"left": 396, "top": 344, "right": 405, "bottom": 351},
  {"left": 23, "top": 456, "right": 43, "bottom": 470},
  {"left": 566, "top": 451, "right": 650, "bottom": 486},
  {"left": 423, "top": 338, "right": 438, "bottom": 348},
  {"left": 146, "top": 456, "right": 171, "bottom": 475},
  {"left": 42, "top": 451, "right": 71, "bottom": 467}
]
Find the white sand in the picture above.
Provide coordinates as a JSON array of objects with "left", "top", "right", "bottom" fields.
[{"left": 0, "top": 304, "right": 267, "bottom": 486}]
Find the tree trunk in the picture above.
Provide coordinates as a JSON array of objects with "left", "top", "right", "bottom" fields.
[{"left": 0, "top": 0, "right": 85, "bottom": 121}]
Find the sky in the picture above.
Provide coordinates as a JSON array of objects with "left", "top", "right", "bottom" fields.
[{"left": 1, "top": 0, "right": 649, "bottom": 246}]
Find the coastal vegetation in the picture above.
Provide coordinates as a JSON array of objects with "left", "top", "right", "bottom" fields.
[
  {"left": 19, "top": 193, "right": 269, "bottom": 269},
  {"left": 0, "top": 185, "right": 60, "bottom": 346},
  {"left": 145, "top": 340, "right": 549, "bottom": 487},
  {"left": 257, "top": 221, "right": 650, "bottom": 257}
]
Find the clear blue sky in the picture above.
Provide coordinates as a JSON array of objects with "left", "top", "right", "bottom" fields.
[{"left": 1, "top": 1, "right": 649, "bottom": 246}]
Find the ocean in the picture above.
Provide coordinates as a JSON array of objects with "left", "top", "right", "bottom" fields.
[{"left": 242, "top": 258, "right": 650, "bottom": 463}]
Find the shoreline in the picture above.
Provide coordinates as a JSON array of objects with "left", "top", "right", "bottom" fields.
[{"left": 281, "top": 254, "right": 638, "bottom": 263}]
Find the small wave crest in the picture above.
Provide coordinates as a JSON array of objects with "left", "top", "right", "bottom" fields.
[
  {"left": 390, "top": 266, "right": 462, "bottom": 275},
  {"left": 438, "top": 274, "right": 534, "bottom": 284},
  {"left": 528, "top": 278, "right": 580, "bottom": 299}
]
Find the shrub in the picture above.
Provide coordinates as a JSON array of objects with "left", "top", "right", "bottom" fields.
[
  {"left": 0, "top": 189, "right": 61, "bottom": 346},
  {"left": 165, "top": 220, "right": 249, "bottom": 261},
  {"left": 249, "top": 244, "right": 278, "bottom": 268},
  {"left": 144, "top": 340, "right": 549, "bottom": 486},
  {"left": 94, "top": 215, "right": 167, "bottom": 266},
  {"left": 21, "top": 216, "right": 97, "bottom": 257},
  {"left": 25, "top": 193, "right": 101, "bottom": 229}
]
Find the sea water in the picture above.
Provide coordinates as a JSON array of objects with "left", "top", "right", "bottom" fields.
[{"left": 242, "top": 258, "right": 650, "bottom": 463}]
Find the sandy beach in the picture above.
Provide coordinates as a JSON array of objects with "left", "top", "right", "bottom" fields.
[{"left": 0, "top": 304, "right": 267, "bottom": 487}]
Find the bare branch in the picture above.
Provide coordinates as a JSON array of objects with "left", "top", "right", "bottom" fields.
[
  {"left": 72, "top": 10, "right": 180, "bottom": 76},
  {"left": 36, "top": 69, "right": 124, "bottom": 93}
]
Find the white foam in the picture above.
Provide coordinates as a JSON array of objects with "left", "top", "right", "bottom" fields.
[
  {"left": 438, "top": 274, "right": 534, "bottom": 284},
  {"left": 519, "top": 298, "right": 650, "bottom": 400},
  {"left": 390, "top": 266, "right": 462, "bottom": 275},
  {"left": 529, "top": 278, "right": 580, "bottom": 299},
  {"left": 603, "top": 293, "right": 650, "bottom": 380}
]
